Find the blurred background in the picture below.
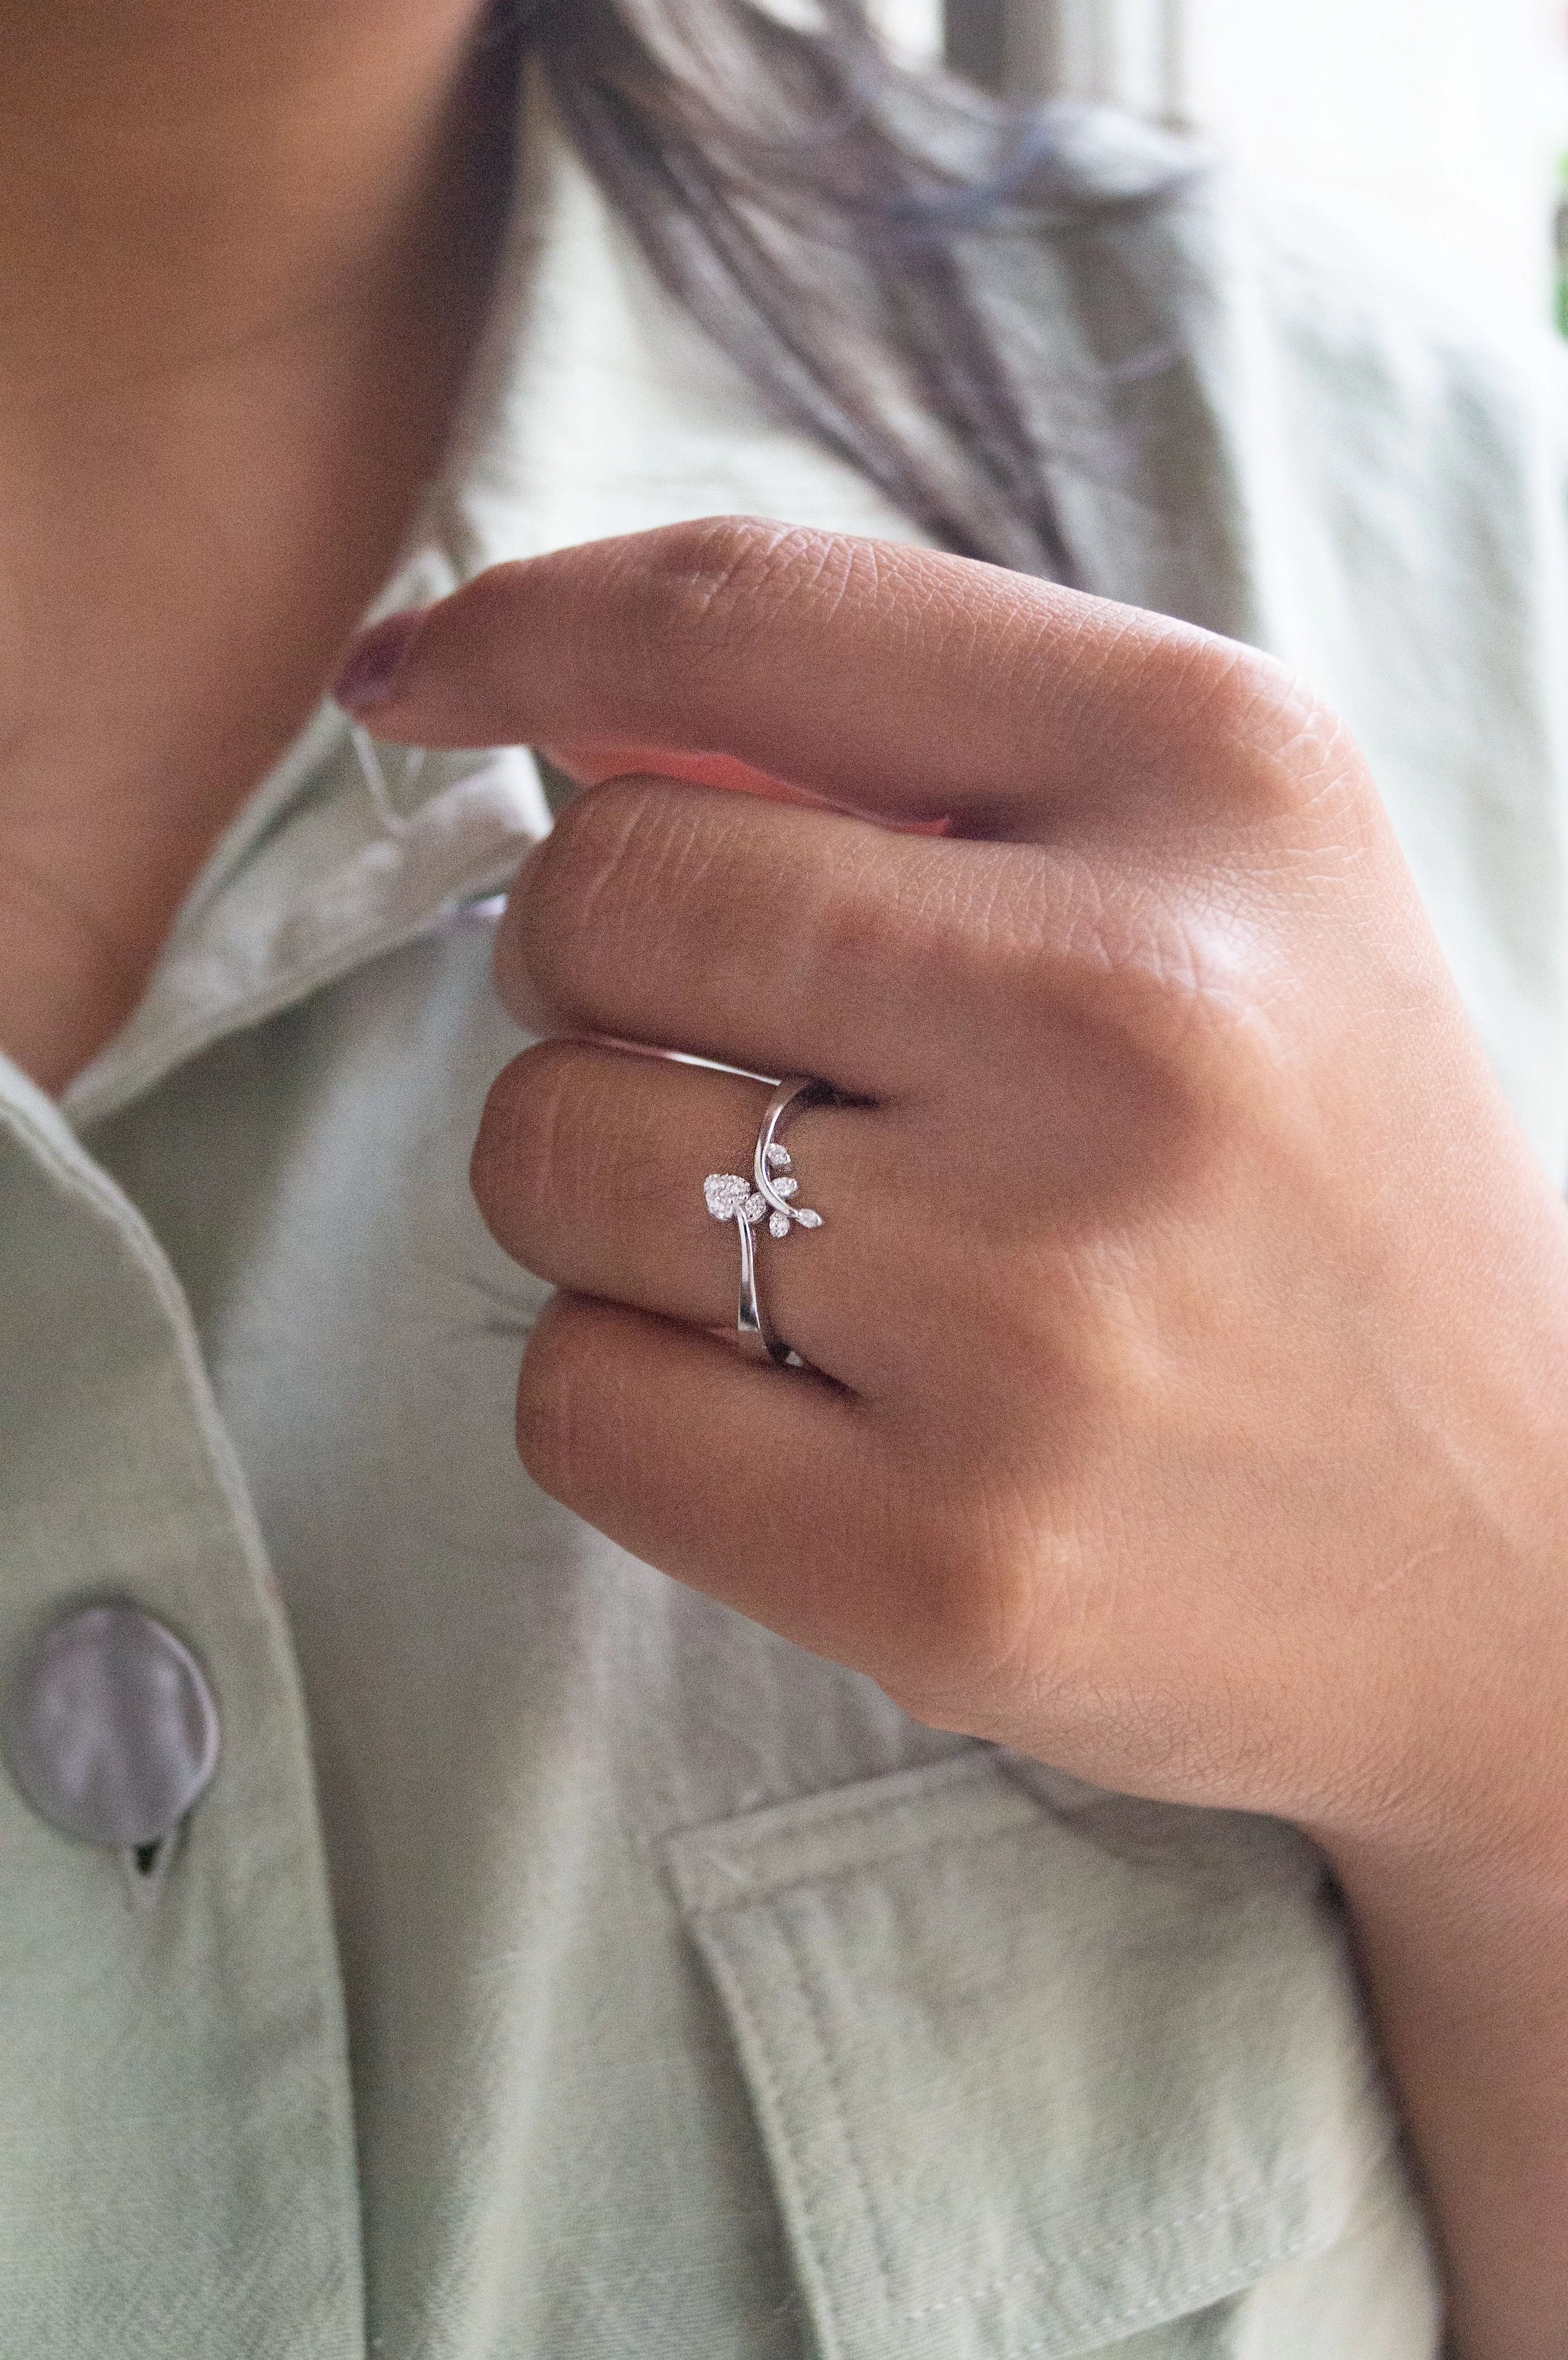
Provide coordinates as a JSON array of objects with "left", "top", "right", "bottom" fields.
[{"left": 871, "top": 0, "right": 1568, "bottom": 335}]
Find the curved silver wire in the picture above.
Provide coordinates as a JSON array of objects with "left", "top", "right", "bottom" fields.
[{"left": 705, "top": 1076, "right": 832, "bottom": 1365}]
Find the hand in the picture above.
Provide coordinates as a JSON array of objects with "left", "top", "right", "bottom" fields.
[
  {"left": 340, "top": 518, "right": 1568, "bottom": 2357},
  {"left": 342, "top": 517, "right": 1568, "bottom": 1857}
]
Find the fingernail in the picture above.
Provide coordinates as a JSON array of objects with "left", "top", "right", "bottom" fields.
[{"left": 333, "top": 608, "right": 427, "bottom": 713}]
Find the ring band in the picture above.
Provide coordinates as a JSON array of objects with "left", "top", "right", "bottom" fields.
[{"left": 704, "top": 1075, "right": 832, "bottom": 1364}]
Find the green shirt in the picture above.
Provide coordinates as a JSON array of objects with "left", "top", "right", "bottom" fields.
[{"left": 7, "top": 76, "right": 1566, "bottom": 2359}]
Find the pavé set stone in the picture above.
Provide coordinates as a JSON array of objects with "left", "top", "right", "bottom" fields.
[{"left": 703, "top": 1075, "right": 831, "bottom": 1363}]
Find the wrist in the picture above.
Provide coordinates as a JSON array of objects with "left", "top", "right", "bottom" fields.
[
  {"left": 1317, "top": 1215, "right": 1568, "bottom": 1886},
  {"left": 1312, "top": 1795, "right": 1568, "bottom": 2360},
  {"left": 1306, "top": 1515, "right": 1568, "bottom": 1905}
]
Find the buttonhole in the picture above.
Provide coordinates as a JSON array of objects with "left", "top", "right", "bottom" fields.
[{"left": 119, "top": 1832, "right": 177, "bottom": 1911}]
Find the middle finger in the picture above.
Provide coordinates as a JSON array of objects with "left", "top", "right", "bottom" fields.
[{"left": 496, "top": 775, "right": 1048, "bottom": 1097}]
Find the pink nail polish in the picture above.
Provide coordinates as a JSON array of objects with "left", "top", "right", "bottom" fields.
[{"left": 333, "top": 608, "right": 426, "bottom": 713}]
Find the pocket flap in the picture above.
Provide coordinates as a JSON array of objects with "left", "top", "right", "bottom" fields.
[{"left": 665, "top": 1752, "right": 1401, "bottom": 2360}]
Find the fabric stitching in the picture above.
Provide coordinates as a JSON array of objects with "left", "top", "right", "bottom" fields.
[
  {"left": 900, "top": 2066, "right": 1391, "bottom": 2324},
  {"left": 705, "top": 1953, "right": 843, "bottom": 2346},
  {"left": 693, "top": 1921, "right": 894, "bottom": 2360},
  {"left": 677, "top": 1750, "right": 1011, "bottom": 1899},
  {"left": 900, "top": 2165, "right": 1329, "bottom": 2322},
  {"left": 992, "top": 2234, "right": 1310, "bottom": 2358},
  {"left": 676, "top": 1766, "right": 1394, "bottom": 2352},
  {"left": 713, "top": 1750, "right": 993, "bottom": 1846},
  {"left": 776, "top": 1901, "right": 903, "bottom": 2314}
]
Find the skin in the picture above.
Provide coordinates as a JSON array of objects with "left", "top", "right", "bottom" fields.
[
  {"left": 0, "top": 0, "right": 503, "bottom": 1088},
  {"left": 346, "top": 520, "right": 1568, "bottom": 2360},
  {"left": 2, "top": 4, "right": 1563, "bottom": 2352}
]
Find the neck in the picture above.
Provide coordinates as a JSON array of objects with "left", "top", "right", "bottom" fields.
[
  {"left": 0, "top": 2, "right": 498, "bottom": 399},
  {"left": 0, "top": 1, "right": 507, "bottom": 1092}
]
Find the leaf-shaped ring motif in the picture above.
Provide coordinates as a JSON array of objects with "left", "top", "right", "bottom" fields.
[
  {"left": 703, "top": 1075, "right": 832, "bottom": 1364},
  {"left": 751, "top": 1080, "right": 827, "bottom": 1239}
]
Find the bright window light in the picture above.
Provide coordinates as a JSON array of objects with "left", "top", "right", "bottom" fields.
[{"left": 941, "top": 0, "right": 1568, "bottom": 330}]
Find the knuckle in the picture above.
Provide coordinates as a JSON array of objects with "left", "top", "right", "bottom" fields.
[
  {"left": 809, "top": 850, "right": 918, "bottom": 983},
  {"left": 1176, "top": 635, "right": 1292, "bottom": 737},
  {"left": 1063, "top": 882, "right": 1256, "bottom": 1056},
  {"left": 498, "top": 780, "right": 661, "bottom": 1023},
  {"left": 801, "top": 834, "right": 982, "bottom": 1018},
  {"left": 514, "top": 1296, "right": 593, "bottom": 1503},
  {"left": 1164, "top": 638, "right": 1362, "bottom": 824},
  {"left": 470, "top": 1050, "right": 537, "bottom": 1255},
  {"left": 515, "top": 1298, "right": 641, "bottom": 1524},
  {"left": 626, "top": 516, "right": 866, "bottom": 665},
  {"left": 541, "top": 770, "right": 663, "bottom": 881},
  {"left": 442, "top": 558, "right": 534, "bottom": 661},
  {"left": 875, "top": 1515, "right": 1047, "bottom": 1733},
  {"left": 470, "top": 1040, "right": 590, "bottom": 1269}
]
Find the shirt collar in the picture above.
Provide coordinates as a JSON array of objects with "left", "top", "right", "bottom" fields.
[
  {"left": 61, "top": 68, "right": 644, "bottom": 1129},
  {"left": 60, "top": 78, "right": 555, "bottom": 1132},
  {"left": 62, "top": 61, "right": 943, "bottom": 1130}
]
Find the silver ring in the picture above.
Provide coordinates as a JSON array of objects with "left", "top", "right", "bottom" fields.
[{"left": 704, "top": 1076, "right": 831, "bottom": 1364}]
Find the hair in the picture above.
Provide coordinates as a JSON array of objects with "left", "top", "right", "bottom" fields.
[{"left": 503, "top": 0, "right": 1190, "bottom": 582}]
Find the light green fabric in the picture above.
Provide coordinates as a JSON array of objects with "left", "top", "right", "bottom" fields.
[{"left": 12, "top": 63, "right": 1568, "bottom": 2358}]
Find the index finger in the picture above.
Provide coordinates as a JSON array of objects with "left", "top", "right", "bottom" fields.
[{"left": 333, "top": 518, "right": 1320, "bottom": 836}]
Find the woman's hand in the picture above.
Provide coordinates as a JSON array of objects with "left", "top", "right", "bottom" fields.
[
  {"left": 343, "top": 518, "right": 1568, "bottom": 1842},
  {"left": 340, "top": 519, "right": 1568, "bottom": 2356}
]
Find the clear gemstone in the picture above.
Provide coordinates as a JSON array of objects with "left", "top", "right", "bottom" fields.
[
  {"left": 704, "top": 1173, "right": 750, "bottom": 1221},
  {"left": 743, "top": 1193, "right": 767, "bottom": 1224},
  {"left": 766, "top": 1144, "right": 791, "bottom": 1170},
  {"left": 796, "top": 1208, "right": 823, "bottom": 1229},
  {"left": 768, "top": 1211, "right": 791, "bottom": 1239},
  {"left": 773, "top": 1176, "right": 798, "bottom": 1199}
]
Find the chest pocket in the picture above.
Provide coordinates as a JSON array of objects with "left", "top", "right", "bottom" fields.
[{"left": 665, "top": 1752, "right": 1435, "bottom": 2360}]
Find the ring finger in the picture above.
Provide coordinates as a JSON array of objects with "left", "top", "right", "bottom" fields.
[{"left": 471, "top": 1037, "right": 906, "bottom": 1387}]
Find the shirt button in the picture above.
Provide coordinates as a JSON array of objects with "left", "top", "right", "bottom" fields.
[{"left": 2, "top": 1605, "right": 220, "bottom": 1848}]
